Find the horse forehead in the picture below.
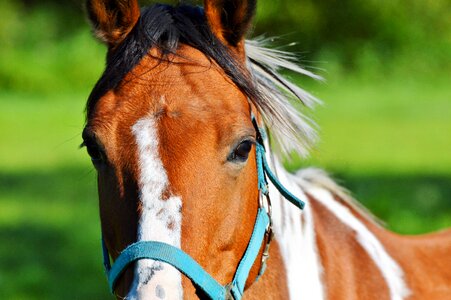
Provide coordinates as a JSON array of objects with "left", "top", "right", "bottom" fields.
[
  {"left": 91, "top": 49, "right": 248, "bottom": 130},
  {"left": 128, "top": 46, "right": 247, "bottom": 106}
]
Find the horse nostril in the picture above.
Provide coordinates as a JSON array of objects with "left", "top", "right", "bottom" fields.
[{"left": 155, "top": 285, "right": 166, "bottom": 299}]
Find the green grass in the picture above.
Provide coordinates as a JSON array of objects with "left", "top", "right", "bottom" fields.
[
  {"left": 0, "top": 92, "right": 112, "bottom": 298},
  {"left": 333, "top": 173, "right": 451, "bottom": 234},
  {"left": 293, "top": 77, "right": 451, "bottom": 175},
  {"left": 0, "top": 77, "right": 450, "bottom": 298},
  {"left": 0, "top": 167, "right": 110, "bottom": 299},
  {"left": 0, "top": 93, "right": 88, "bottom": 171}
]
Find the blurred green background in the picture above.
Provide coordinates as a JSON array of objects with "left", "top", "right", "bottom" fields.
[{"left": 0, "top": 0, "right": 450, "bottom": 298}]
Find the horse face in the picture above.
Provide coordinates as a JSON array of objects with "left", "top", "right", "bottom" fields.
[
  {"left": 84, "top": 1, "right": 259, "bottom": 296},
  {"left": 84, "top": 47, "right": 259, "bottom": 298}
]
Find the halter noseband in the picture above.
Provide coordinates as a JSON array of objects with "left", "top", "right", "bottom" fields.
[{"left": 100, "top": 115, "right": 305, "bottom": 299}]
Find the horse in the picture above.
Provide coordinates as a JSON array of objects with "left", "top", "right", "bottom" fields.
[{"left": 82, "top": 0, "right": 451, "bottom": 299}]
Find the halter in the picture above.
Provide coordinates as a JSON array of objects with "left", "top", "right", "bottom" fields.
[{"left": 100, "top": 115, "right": 305, "bottom": 299}]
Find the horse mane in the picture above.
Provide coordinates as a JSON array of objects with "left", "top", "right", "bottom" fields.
[
  {"left": 245, "top": 37, "right": 322, "bottom": 157},
  {"left": 295, "top": 167, "right": 383, "bottom": 225}
]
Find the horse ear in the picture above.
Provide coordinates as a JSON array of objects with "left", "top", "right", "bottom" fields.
[
  {"left": 86, "top": 0, "right": 140, "bottom": 47},
  {"left": 204, "top": 0, "right": 256, "bottom": 47}
]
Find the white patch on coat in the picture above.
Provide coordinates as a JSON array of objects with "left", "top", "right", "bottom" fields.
[
  {"left": 266, "top": 150, "right": 325, "bottom": 299},
  {"left": 296, "top": 174, "right": 411, "bottom": 300},
  {"left": 127, "top": 117, "right": 183, "bottom": 300}
]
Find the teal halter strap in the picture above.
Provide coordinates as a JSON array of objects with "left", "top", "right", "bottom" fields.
[
  {"left": 101, "top": 116, "right": 305, "bottom": 299},
  {"left": 253, "top": 117, "right": 305, "bottom": 210},
  {"left": 105, "top": 209, "right": 269, "bottom": 299}
]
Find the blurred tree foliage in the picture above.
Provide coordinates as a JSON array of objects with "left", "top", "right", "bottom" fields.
[
  {"left": 0, "top": 0, "right": 449, "bottom": 93},
  {"left": 255, "top": 0, "right": 450, "bottom": 66}
]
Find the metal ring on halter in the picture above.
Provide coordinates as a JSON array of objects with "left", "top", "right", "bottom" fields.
[
  {"left": 257, "top": 183, "right": 274, "bottom": 278},
  {"left": 258, "top": 185, "right": 272, "bottom": 227},
  {"left": 265, "top": 192, "right": 272, "bottom": 219}
]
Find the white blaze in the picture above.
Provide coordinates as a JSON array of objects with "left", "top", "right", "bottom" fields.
[{"left": 127, "top": 117, "right": 183, "bottom": 300}]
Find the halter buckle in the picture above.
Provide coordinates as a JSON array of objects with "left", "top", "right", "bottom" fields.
[
  {"left": 259, "top": 224, "right": 274, "bottom": 277},
  {"left": 257, "top": 191, "right": 274, "bottom": 278},
  {"left": 258, "top": 188, "right": 272, "bottom": 213},
  {"left": 224, "top": 283, "right": 235, "bottom": 300}
]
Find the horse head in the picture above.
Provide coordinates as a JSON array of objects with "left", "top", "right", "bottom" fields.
[{"left": 84, "top": 1, "right": 277, "bottom": 298}]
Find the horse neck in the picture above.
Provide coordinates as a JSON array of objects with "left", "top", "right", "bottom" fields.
[{"left": 265, "top": 149, "right": 411, "bottom": 300}]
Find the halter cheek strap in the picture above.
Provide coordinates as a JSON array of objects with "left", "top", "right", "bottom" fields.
[{"left": 101, "top": 116, "right": 305, "bottom": 300}]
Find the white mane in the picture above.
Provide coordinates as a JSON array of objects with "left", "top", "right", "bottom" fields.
[
  {"left": 246, "top": 39, "right": 383, "bottom": 225},
  {"left": 245, "top": 37, "right": 323, "bottom": 157}
]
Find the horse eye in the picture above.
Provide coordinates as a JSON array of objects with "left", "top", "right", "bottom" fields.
[
  {"left": 82, "top": 128, "right": 106, "bottom": 167},
  {"left": 82, "top": 141, "right": 105, "bottom": 166},
  {"left": 229, "top": 140, "right": 254, "bottom": 162},
  {"left": 87, "top": 145, "right": 103, "bottom": 163}
]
